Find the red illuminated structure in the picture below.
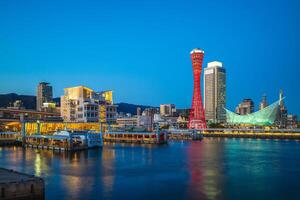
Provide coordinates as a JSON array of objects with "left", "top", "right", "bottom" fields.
[{"left": 188, "top": 48, "right": 207, "bottom": 129}]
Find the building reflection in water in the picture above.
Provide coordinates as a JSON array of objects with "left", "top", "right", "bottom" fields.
[
  {"left": 34, "top": 153, "right": 42, "bottom": 176},
  {"left": 187, "top": 138, "right": 225, "bottom": 200},
  {"left": 100, "top": 145, "right": 116, "bottom": 197}
]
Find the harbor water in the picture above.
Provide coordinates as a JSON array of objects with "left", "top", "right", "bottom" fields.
[{"left": 0, "top": 138, "right": 300, "bottom": 200}]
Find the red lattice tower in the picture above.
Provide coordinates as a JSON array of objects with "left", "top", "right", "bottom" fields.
[{"left": 188, "top": 48, "right": 207, "bottom": 129}]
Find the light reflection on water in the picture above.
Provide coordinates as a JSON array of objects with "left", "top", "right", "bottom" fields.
[{"left": 0, "top": 138, "right": 300, "bottom": 200}]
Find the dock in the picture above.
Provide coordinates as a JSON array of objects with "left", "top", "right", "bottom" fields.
[
  {"left": 0, "top": 168, "right": 44, "bottom": 200},
  {"left": 103, "top": 131, "right": 167, "bottom": 144},
  {"left": 202, "top": 128, "right": 300, "bottom": 139},
  {"left": 167, "top": 129, "right": 203, "bottom": 140},
  {"left": 25, "top": 133, "right": 89, "bottom": 151},
  {"left": 0, "top": 132, "right": 21, "bottom": 146}
]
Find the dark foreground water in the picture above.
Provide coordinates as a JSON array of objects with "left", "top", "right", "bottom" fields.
[{"left": 1, "top": 138, "right": 300, "bottom": 200}]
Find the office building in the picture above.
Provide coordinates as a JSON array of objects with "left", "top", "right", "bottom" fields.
[
  {"left": 259, "top": 94, "right": 268, "bottom": 110},
  {"left": 204, "top": 61, "right": 226, "bottom": 123},
  {"left": 160, "top": 104, "right": 176, "bottom": 117},
  {"left": 36, "top": 82, "right": 53, "bottom": 111},
  {"left": 236, "top": 99, "right": 254, "bottom": 115}
]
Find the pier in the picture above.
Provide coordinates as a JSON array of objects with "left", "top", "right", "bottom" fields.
[
  {"left": 202, "top": 128, "right": 300, "bottom": 139},
  {"left": 0, "top": 132, "right": 21, "bottom": 146},
  {"left": 103, "top": 131, "right": 167, "bottom": 144},
  {"left": 0, "top": 168, "right": 44, "bottom": 200},
  {"left": 167, "top": 129, "right": 203, "bottom": 140},
  {"left": 24, "top": 132, "right": 92, "bottom": 151}
]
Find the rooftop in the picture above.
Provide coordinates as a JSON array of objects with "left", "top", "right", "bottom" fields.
[
  {"left": 190, "top": 48, "right": 204, "bottom": 54},
  {"left": 207, "top": 61, "right": 223, "bottom": 68}
]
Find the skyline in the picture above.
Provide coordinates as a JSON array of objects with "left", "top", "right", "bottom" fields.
[{"left": 0, "top": 0, "right": 300, "bottom": 115}]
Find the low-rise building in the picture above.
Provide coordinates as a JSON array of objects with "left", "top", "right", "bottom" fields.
[
  {"left": 137, "top": 115, "right": 152, "bottom": 130},
  {"left": 60, "top": 86, "right": 117, "bottom": 123},
  {"left": 287, "top": 114, "right": 298, "bottom": 129},
  {"left": 116, "top": 117, "right": 138, "bottom": 127}
]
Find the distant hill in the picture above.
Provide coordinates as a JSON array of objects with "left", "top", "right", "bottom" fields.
[
  {"left": 0, "top": 94, "right": 153, "bottom": 114},
  {"left": 0, "top": 93, "right": 36, "bottom": 109},
  {"left": 115, "top": 102, "right": 156, "bottom": 115}
]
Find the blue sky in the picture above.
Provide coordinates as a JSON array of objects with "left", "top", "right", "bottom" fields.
[{"left": 0, "top": 0, "right": 299, "bottom": 115}]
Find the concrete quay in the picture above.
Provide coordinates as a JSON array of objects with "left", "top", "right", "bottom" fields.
[
  {"left": 0, "top": 168, "right": 44, "bottom": 200},
  {"left": 202, "top": 128, "right": 300, "bottom": 139}
]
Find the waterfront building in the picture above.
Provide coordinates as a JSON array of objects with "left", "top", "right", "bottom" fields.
[
  {"left": 188, "top": 48, "right": 206, "bottom": 129},
  {"left": 116, "top": 115, "right": 152, "bottom": 130},
  {"left": 36, "top": 82, "right": 53, "bottom": 111},
  {"left": 160, "top": 104, "right": 176, "bottom": 117},
  {"left": 204, "top": 61, "right": 226, "bottom": 123},
  {"left": 137, "top": 115, "right": 152, "bottom": 130},
  {"left": 235, "top": 99, "right": 254, "bottom": 115},
  {"left": 116, "top": 116, "right": 138, "bottom": 127},
  {"left": 287, "top": 114, "right": 298, "bottom": 129},
  {"left": 105, "top": 104, "right": 118, "bottom": 124},
  {"left": 42, "top": 102, "right": 57, "bottom": 113},
  {"left": 153, "top": 113, "right": 188, "bottom": 129},
  {"left": 259, "top": 94, "right": 268, "bottom": 110},
  {"left": 0, "top": 108, "right": 61, "bottom": 122},
  {"left": 142, "top": 108, "right": 158, "bottom": 130},
  {"left": 226, "top": 99, "right": 280, "bottom": 126},
  {"left": 177, "top": 115, "right": 189, "bottom": 128},
  {"left": 60, "top": 86, "right": 117, "bottom": 123}
]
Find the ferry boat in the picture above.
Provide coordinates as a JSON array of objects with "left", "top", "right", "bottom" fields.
[{"left": 53, "top": 130, "right": 103, "bottom": 148}]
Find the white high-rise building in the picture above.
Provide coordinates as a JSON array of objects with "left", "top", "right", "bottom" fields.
[{"left": 204, "top": 61, "right": 226, "bottom": 123}]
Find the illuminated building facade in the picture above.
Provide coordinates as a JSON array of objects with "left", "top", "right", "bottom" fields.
[
  {"left": 188, "top": 48, "right": 207, "bottom": 129},
  {"left": 98, "top": 91, "right": 118, "bottom": 124},
  {"left": 226, "top": 100, "right": 280, "bottom": 125},
  {"left": 204, "top": 61, "right": 226, "bottom": 123},
  {"left": 60, "top": 86, "right": 117, "bottom": 123}
]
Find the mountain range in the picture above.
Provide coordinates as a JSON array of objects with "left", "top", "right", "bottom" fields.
[{"left": 0, "top": 93, "right": 154, "bottom": 114}]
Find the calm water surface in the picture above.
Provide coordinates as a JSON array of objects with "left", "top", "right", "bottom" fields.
[{"left": 1, "top": 138, "right": 300, "bottom": 200}]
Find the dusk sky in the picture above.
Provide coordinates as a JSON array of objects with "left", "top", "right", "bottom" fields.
[{"left": 0, "top": 0, "right": 299, "bottom": 114}]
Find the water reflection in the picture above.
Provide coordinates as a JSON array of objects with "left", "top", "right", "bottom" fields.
[
  {"left": 187, "top": 139, "right": 225, "bottom": 200},
  {"left": 0, "top": 139, "right": 300, "bottom": 200}
]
